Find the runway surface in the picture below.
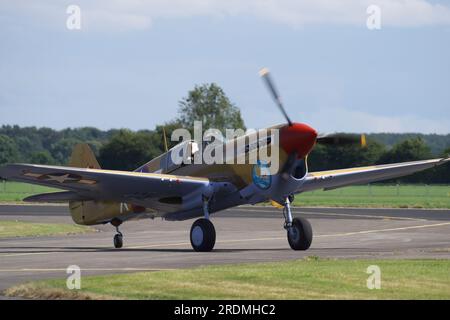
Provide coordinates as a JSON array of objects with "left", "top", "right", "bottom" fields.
[{"left": 0, "top": 204, "right": 449, "bottom": 293}]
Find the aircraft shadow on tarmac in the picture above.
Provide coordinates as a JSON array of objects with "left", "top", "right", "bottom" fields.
[
  {"left": 0, "top": 246, "right": 379, "bottom": 254},
  {"left": 0, "top": 247, "right": 292, "bottom": 254}
]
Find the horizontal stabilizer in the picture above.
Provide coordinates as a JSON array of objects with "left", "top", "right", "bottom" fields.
[{"left": 23, "top": 191, "right": 91, "bottom": 203}]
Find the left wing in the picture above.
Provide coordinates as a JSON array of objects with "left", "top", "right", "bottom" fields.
[{"left": 299, "top": 158, "right": 449, "bottom": 193}]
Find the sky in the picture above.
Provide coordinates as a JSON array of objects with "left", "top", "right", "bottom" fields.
[{"left": 0, "top": 0, "right": 449, "bottom": 134}]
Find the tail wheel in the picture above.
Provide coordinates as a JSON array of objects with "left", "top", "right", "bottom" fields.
[
  {"left": 190, "top": 218, "right": 216, "bottom": 252},
  {"left": 287, "top": 217, "right": 312, "bottom": 250},
  {"left": 113, "top": 233, "right": 123, "bottom": 249}
]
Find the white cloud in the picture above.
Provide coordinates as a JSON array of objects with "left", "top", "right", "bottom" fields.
[
  {"left": 304, "top": 107, "right": 450, "bottom": 134},
  {"left": 3, "top": 0, "right": 450, "bottom": 31}
]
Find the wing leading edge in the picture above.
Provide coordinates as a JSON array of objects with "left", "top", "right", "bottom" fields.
[{"left": 299, "top": 158, "right": 449, "bottom": 193}]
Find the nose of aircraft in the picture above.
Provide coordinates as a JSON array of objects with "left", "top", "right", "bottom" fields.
[{"left": 279, "top": 122, "right": 318, "bottom": 158}]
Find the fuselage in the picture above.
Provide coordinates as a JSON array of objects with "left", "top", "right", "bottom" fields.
[{"left": 70, "top": 122, "right": 318, "bottom": 225}]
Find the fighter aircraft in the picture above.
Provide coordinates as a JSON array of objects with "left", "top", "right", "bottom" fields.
[{"left": 1, "top": 69, "right": 448, "bottom": 252}]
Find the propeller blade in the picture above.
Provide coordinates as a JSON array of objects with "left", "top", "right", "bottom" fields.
[
  {"left": 259, "top": 67, "right": 293, "bottom": 126},
  {"left": 316, "top": 133, "right": 367, "bottom": 147},
  {"left": 280, "top": 152, "right": 298, "bottom": 179}
]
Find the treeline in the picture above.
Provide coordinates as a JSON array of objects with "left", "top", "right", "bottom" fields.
[
  {"left": 0, "top": 83, "right": 448, "bottom": 183},
  {"left": 369, "top": 133, "right": 450, "bottom": 155},
  {"left": 1, "top": 125, "right": 448, "bottom": 183}
]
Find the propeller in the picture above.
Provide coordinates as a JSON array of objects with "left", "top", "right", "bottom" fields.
[
  {"left": 259, "top": 67, "right": 367, "bottom": 149},
  {"left": 316, "top": 133, "right": 367, "bottom": 148},
  {"left": 259, "top": 68, "right": 293, "bottom": 126}
]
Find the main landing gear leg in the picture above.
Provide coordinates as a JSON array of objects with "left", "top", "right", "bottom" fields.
[
  {"left": 190, "top": 196, "right": 216, "bottom": 252},
  {"left": 111, "top": 218, "right": 123, "bottom": 249},
  {"left": 284, "top": 195, "right": 313, "bottom": 250}
]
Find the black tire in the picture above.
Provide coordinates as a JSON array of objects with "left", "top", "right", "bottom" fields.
[
  {"left": 287, "top": 217, "right": 313, "bottom": 250},
  {"left": 113, "top": 233, "right": 123, "bottom": 249},
  {"left": 190, "top": 218, "right": 216, "bottom": 252}
]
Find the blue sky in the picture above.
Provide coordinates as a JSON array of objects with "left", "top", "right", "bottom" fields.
[{"left": 1, "top": 1, "right": 450, "bottom": 133}]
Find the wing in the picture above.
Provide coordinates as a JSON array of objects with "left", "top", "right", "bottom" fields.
[
  {"left": 299, "top": 158, "right": 449, "bottom": 193},
  {"left": 0, "top": 163, "right": 212, "bottom": 212}
]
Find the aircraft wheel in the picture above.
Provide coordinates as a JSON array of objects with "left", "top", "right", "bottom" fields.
[
  {"left": 113, "top": 233, "right": 123, "bottom": 249},
  {"left": 287, "top": 217, "right": 312, "bottom": 250},
  {"left": 190, "top": 218, "right": 216, "bottom": 252}
]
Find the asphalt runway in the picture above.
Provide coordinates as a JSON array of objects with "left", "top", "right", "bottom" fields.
[{"left": 0, "top": 204, "right": 449, "bottom": 294}]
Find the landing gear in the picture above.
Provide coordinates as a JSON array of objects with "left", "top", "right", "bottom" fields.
[
  {"left": 190, "top": 196, "right": 216, "bottom": 252},
  {"left": 111, "top": 218, "right": 123, "bottom": 249},
  {"left": 283, "top": 195, "right": 312, "bottom": 250},
  {"left": 190, "top": 218, "right": 216, "bottom": 252}
]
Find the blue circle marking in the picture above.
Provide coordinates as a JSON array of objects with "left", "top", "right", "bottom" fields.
[{"left": 252, "top": 160, "right": 272, "bottom": 190}]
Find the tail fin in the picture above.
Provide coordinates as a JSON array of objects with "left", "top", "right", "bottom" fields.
[
  {"left": 69, "top": 143, "right": 101, "bottom": 169},
  {"left": 68, "top": 144, "right": 100, "bottom": 225}
]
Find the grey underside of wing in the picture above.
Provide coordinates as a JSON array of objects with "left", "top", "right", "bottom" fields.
[
  {"left": 23, "top": 191, "right": 91, "bottom": 202},
  {"left": 298, "top": 158, "right": 449, "bottom": 193},
  {"left": 0, "top": 164, "right": 210, "bottom": 210}
]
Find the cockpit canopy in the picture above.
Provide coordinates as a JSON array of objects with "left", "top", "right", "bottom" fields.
[{"left": 164, "top": 140, "right": 199, "bottom": 172}]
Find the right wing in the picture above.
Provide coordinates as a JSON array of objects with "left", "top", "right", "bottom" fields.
[
  {"left": 299, "top": 158, "right": 449, "bottom": 193},
  {"left": 0, "top": 163, "right": 214, "bottom": 212}
]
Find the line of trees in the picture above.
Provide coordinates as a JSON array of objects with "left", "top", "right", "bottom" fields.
[
  {"left": 0, "top": 83, "right": 449, "bottom": 183},
  {"left": 308, "top": 137, "right": 449, "bottom": 183}
]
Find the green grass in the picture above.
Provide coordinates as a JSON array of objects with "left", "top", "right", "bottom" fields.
[
  {"left": 0, "top": 220, "right": 92, "bottom": 238},
  {"left": 6, "top": 259, "right": 450, "bottom": 299},
  {"left": 0, "top": 181, "right": 58, "bottom": 202},
  {"left": 295, "top": 184, "right": 450, "bottom": 208},
  {"left": 1, "top": 182, "right": 450, "bottom": 208}
]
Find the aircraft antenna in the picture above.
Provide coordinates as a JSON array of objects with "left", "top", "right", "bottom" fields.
[{"left": 162, "top": 127, "right": 169, "bottom": 152}]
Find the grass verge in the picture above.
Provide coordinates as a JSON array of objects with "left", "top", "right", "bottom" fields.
[
  {"left": 0, "top": 220, "right": 93, "bottom": 238},
  {"left": 0, "top": 181, "right": 58, "bottom": 202},
  {"left": 5, "top": 259, "right": 450, "bottom": 299},
  {"left": 294, "top": 184, "right": 450, "bottom": 209}
]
